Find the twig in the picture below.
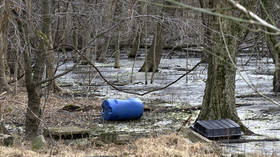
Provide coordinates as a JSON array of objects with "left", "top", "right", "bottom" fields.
[
  {"left": 177, "top": 114, "right": 192, "bottom": 132},
  {"left": 36, "top": 62, "right": 79, "bottom": 86},
  {"left": 0, "top": 92, "right": 7, "bottom": 97}
]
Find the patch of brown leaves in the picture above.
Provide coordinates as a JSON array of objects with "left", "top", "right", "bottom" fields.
[{"left": 1, "top": 88, "right": 103, "bottom": 132}]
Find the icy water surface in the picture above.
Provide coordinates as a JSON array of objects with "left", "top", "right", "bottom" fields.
[{"left": 57, "top": 53, "right": 280, "bottom": 155}]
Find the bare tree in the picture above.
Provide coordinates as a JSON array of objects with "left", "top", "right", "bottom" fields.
[
  {"left": 139, "top": 1, "right": 176, "bottom": 72},
  {"left": 196, "top": 0, "right": 256, "bottom": 133},
  {"left": 45, "top": 0, "right": 62, "bottom": 93},
  {"left": 24, "top": 0, "right": 48, "bottom": 139},
  {"left": 261, "top": 0, "right": 280, "bottom": 92},
  {"left": 0, "top": 0, "right": 12, "bottom": 93},
  {"left": 0, "top": 91, "right": 9, "bottom": 134},
  {"left": 128, "top": 1, "right": 144, "bottom": 58}
]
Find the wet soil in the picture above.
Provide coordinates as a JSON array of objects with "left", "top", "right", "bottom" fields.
[
  {"left": 55, "top": 52, "right": 280, "bottom": 154},
  {"left": 4, "top": 51, "right": 280, "bottom": 155}
]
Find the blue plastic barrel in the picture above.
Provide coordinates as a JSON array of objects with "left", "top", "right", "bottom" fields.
[{"left": 102, "top": 98, "right": 143, "bottom": 120}]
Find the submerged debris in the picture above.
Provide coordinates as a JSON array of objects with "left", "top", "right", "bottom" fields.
[{"left": 43, "top": 127, "right": 90, "bottom": 139}]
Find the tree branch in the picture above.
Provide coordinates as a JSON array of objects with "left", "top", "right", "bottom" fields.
[
  {"left": 76, "top": 47, "right": 204, "bottom": 96},
  {"left": 227, "top": 0, "right": 280, "bottom": 33},
  {"left": 36, "top": 62, "right": 79, "bottom": 86},
  {"left": 163, "top": 0, "right": 280, "bottom": 35}
]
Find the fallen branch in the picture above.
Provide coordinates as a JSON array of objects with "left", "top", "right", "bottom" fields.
[
  {"left": 0, "top": 92, "right": 7, "bottom": 97},
  {"left": 177, "top": 114, "right": 192, "bottom": 132},
  {"left": 0, "top": 92, "right": 7, "bottom": 101},
  {"left": 236, "top": 93, "right": 277, "bottom": 98}
]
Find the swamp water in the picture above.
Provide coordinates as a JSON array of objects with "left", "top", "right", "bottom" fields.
[{"left": 57, "top": 52, "right": 280, "bottom": 155}]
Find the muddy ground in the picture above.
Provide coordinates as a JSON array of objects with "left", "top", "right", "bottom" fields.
[{"left": 3, "top": 50, "right": 280, "bottom": 156}]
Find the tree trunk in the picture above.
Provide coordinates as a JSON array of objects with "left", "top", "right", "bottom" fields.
[
  {"left": 0, "top": 92, "right": 9, "bottom": 134},
  {"left": 72, "top": 3, "right": 79, "bottom": 62},
  {"left": 114, "top": 31, "right": 120, "bottom": 68},
  {"left": 81, "top": 27, "right": 91, "bottom": 64},
  {"left": 267, "top": 35, "right": 280, "bottom": 92},
  {"left": 128, "top": 3, "right": 145, "bottom": 58},
  {"left": 198, "top": 17, "right": 238, "bottom": 122},
  {"left": 128, "top": 26, "right": 142, "bottom": 58},
  {"left": 199, "top": 0, "right": 212, "bottom": 63},
  {"left": 139, "top": 24, "right": 164, "bottom": 72},
  {"left": 61, "top": 2, "right": 70, "bottom": 60},
  {"left": 80, "top": 0, "right": 92, "bottom": 65},
  {"left": 24, "top": 71, "right": 42, "bottom": 138},
  {"left": 24, "top": 0, "right": 47, "bottom": 139},
  {"left": 0, "top": 0, "right": 12, "bottom": 92},
  {"left": 138, "top": 1, "right": 175, "bottom": 72},
  {"left": 261, "top": 0, "right": 280, "bottom": 92},
  {"left": 197, "top": 0, "right": 252, "bottom": 133},
  {"left": 45, "top": 1, "right": 62, "bottom": 93},
  {"left": 97, "top": 0, "right": 118, "bottom": 62}
]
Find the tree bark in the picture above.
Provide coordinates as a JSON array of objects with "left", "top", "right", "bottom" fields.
[
  {"left": 71, "top": 2, "right": 79, "bottom": 62},
  {"left": 80, "top": 0, "right": 92, "bottom": 65},
  {"left": 96, "top": 0, "right": 118, "bottom": 62},
  {"left": 139, "top": 24, "right": 164, "bottom": 72},
  {"left": 197, "top": 0, "right": 253, "bottom": 133},
  {"left": 261, "top": 0, "right": 280, "bottom": 92},
  {"left": 128, "top": 2, "right": 145, "bottom": 58},
  {"left": 267, "top": 35, "right": 280, "bottom": 92},
  {"left": 0, "top": 92, "right": 9, "bottom": 134},
  {"left": 0, "top": 0, "right": 12, "bottom": 93},
  {"left": 114, "top": 31, "right": 120, "bottom": 68},
  {"left": 46, "top": 1, "right": 62, "bottom": 93},
  {"left": 138, "top": 1, "right": 175, "bottom": 72},
  {"left": 128, "top": 27, "right": 142, "bottom": 58},
  {"left": 199, "top": 0, "right": 212, "bottom": 63},
  {"left": 24, "top": 0, "right": 47, "bottom": 139}
]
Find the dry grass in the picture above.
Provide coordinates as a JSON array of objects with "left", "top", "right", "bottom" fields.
[
  {"left": 0, "top": 133, "right": 219, "bottom": 157},
  {"left": 132, "top": 133, "right": 218, "bottom": 157}
]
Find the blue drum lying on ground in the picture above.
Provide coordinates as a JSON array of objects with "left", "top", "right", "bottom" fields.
[{"left": 102, "top": 98, "right": 143, "bottom": 120}]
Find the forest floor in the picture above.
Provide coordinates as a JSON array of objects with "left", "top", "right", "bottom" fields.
[
  {"left": 1, "top": 54, "right": 280, "bottom": 156},
  {"left": 0, "top": 89, "right": 217, "bottom": 157},
  {"left": 0, "top": 88, "right": 278, "bottom": 157},
  {"left": 2, "top": 87, "right": 103, "bottom": 130}
]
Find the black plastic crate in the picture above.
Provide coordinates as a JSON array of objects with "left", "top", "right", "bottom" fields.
[{"left": 193, "top": 119, "right": 242, "bottom": 139}]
